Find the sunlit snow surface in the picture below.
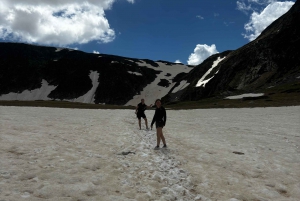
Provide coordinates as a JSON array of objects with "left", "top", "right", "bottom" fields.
[
  {"left": 225, "top": 93, "right": 265, "bottom": 99},
  {"left": 0, "top": 79, "right": 57, "bottom": 101},
  {"left": 196, "top": 56, "right": 226, "bottom": 87},
  {"left": 0, "top": 106, "right": 299, "bottom": 200}
]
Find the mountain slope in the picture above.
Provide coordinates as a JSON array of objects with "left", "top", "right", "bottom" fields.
[
  {"left": 0, "top": 43, "right": 192, "bottom": 105},
  {"left": 173, "top": 0, "right": 300, "bottom": 102}
]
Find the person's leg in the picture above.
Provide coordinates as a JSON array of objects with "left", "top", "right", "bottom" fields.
[
  {"left": 144, "top": 118, "right": 149, "bottom": 129},
  {"left": 138, "top": 119, "right": 141, "bottom": 130},
  {"left": 156, "top": 127, "right": 162, "bottom": 147},
  {"left": 160, "top": 130, "right": 166, "bottom": 146}
]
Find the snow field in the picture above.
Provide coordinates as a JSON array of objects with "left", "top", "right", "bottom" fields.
[
  {"left": 0, "top": 106, "right": 299, "bottom": 200},
  {"left": 0, "top": 107, "right": 199, "bottom": 201},
  {"left": 168, "top": 107, "right": 300, "bottom": 200}
]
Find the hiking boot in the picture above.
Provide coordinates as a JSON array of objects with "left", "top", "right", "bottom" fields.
[
  {"left": 163, "top": 144, "right": 167, "bottom": 148},
  {"left": 154, "top": 146, "right": 160, "bottom": 150}
]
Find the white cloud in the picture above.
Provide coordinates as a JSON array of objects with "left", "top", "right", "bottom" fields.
[
  {"left": 224, "top": 21, "right": 235, "bottom": 27},
  {"left": 237, "top": 1, "right": 253, "bottom": 14},
  {"left": 237, "top": 0, "right": 292, "bottom": 14},
  {"left": 0, "top": 0, "right": 134, "bottom": 46},
  {"left": 175, "top": 60, "right": 182, "bottom": 64},
  {"left": 196, "top": 15, "right": 204, "bottom": 20},
  {"left": 93, "top": 50, "right": 100, "bottom": 54},
  {"left": 243, "top": 1, "right": 294, "bottom": 41},
  {"left": 248, "top": 0, "right": 276, "bottom": 5},
  {"left": 187, "top": 44, "right": 218, "bottom": 65}
]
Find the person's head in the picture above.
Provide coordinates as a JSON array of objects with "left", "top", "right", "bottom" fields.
[
  {"left": 155, "top": 99, "right": 161, "bottom": 108},
  {"left": 141, "top": 99, "right": 145, "bottom": 104}
]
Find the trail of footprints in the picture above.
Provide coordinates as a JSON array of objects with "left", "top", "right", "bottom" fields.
[{"left": 115, "top": 117, "right": 204, "bottom": 201}]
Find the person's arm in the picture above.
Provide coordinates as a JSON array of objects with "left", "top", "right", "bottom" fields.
[
  {"left": 163, "top": 107, "right": 167, "bottom": 126},
  {"left": 147, "top": 104, "right": 153, "bottom": 108},
  {"left": 135, "top": 105, "right": 138, "bottom": 114},
  {"left": 143, "top": 105, "right": 147, "bottom": 111},
  {"left": 151, "top": 110, "right": 157, "bottom": 129}
]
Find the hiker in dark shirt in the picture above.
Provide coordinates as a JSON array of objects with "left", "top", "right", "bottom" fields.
[
  {"left": 151, "top": 99, "right": 167, "bottom": 149},
  {"left": 135, "top": 99, "right": 152, "bottom": 130}
]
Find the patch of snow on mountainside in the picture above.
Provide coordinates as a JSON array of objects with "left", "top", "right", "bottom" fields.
[
  {"left": 225, "top": 93, "right": 265, "bottom": 99},
  {"left": 127, "top": 71, "right": 142, "bottom": 76},
  {"left": 0, "top": 80, "right": 57, "bottom": 101},
  {"left": 55, "top": 48, "right": 64, "bottom": 52},
  {"left": 125, "top": 61, "right": 192, "bottom": 106},
  {"left": 66, "top": 71, "right": 100, "bottom": 104},
  {"left": 0, "top": 71, "right": 100, "bottom": 104},
  {"left": 172, "top": 80, "right": 190, "bottom": 94},
  {"left": 196, "top": 56, "right": 226, "bottom": 87}
]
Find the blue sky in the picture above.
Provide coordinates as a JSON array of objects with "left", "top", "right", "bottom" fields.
[
  {"left": 91, "top": 0, "right": 248, "bottom": 62},
  {"left": 0, "top": 0, "right": 295, "bottom": 65}
]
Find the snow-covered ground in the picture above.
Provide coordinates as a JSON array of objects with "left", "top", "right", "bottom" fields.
[{"left": 0, "top": 106, "right": 299, "bottom": 201}]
